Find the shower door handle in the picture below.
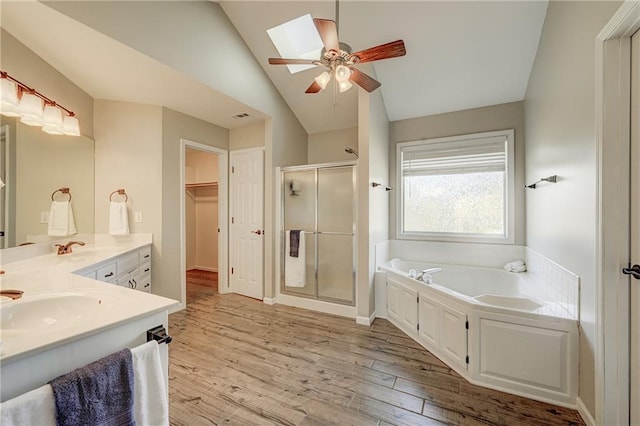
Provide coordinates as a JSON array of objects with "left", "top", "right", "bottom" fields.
[
  {"left": 622, "top": 264, "right": 640, "bottom": 280},
  {"left": 251, "top": 229, "right": 262, "bottom": 235}
]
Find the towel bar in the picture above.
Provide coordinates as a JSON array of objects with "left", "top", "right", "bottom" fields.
[
  {"left": 109, "top": 188, "right": 128, "bottom": 202},
  {"left": 51, "top": 187, "right": 72, "bottom": 201},
  {"left": 146, "top": 325, "right": 172, "bottom": 345}
]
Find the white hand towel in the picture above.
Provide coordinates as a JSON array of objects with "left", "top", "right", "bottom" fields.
[
  {"left": 109, "top": 201, "right": 130, "bottom": 235},
  {"left": 285, "top": 230, "right": 306, "bottom": 287},
  {"left": 47, "top": 201, "right": 77, "bottom": 236},
  {"left": 0, "top": 384, "right": 56, "bottom": 426},
  {"left": 131, "top": 340, "right": 168, "bottom": 426}
]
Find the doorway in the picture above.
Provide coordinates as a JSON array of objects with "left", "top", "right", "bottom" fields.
[
  {"left": 630, "top": 27, "right": 639, "bottom": 426},
  {"left": 180, "top": 139, "right": 228, "bottom": 309}
]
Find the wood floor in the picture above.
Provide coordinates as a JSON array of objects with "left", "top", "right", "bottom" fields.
[{"left": 169, "top": 270, "right": 584, "bottom": 426}]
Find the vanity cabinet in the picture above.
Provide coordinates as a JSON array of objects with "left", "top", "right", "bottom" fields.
[{"left": 74, "top": 245, "right": 151, "bottom": 292}]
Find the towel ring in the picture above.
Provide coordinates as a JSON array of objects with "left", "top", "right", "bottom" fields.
[
  {"left": 109, "top": 189, "right": 128, "bottom": 202},
  {"left": 51, "top": 187, "right": 72, "bottom": 201}
]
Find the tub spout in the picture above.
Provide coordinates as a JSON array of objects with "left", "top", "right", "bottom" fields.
[{"left": 416, "top": 267, "right": 442, "bottom": 283}]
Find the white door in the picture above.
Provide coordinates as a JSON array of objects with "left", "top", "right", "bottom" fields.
[
  {"left": 440, "top": 303, "right": 468, "bottom": 370},
  {"left": 418, "top": 294, "right": 439, "bottom": 348},
  {"left": 630, "top": 28, "right": 640, "bottom": 426},
  {"left": 229, "top": 149, "right": 264, "bottom": 300}
]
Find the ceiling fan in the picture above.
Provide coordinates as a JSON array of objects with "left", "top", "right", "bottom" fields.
[{"left": 268, "top": 13, "right": 406, "bottom": 94}]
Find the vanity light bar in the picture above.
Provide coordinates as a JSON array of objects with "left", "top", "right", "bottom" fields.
[{"left": 0, "top": 70, "right": 80, "bottom": 136}]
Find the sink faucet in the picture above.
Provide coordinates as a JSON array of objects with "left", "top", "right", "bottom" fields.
[{"left": 55, "top": 241, "right": 85, "bottom": 255}]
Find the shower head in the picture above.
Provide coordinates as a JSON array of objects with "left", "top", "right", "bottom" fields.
[{"left": 345, "top": 147, "right": 359, "bottom": 158}]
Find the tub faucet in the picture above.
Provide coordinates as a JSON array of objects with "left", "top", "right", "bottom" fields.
[
  {"left": 416, "top": 267, "right": 442, "bottom": 283},
  {"left": 55, "top": 241, "right": 85, "bottom": 255}
]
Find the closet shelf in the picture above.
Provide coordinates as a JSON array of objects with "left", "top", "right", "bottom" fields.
[{"left": 185, "top": 182, "right": 218, "bottom": 189}]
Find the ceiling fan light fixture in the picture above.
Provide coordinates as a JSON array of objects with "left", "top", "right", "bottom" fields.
[
  {"left": 338, "top": 80, "right": 353, "bottom": 93},
  {"left": 314, "top": 71, "right": 331, "bottom": 90},
  {"left": 334, "top": 65, "right": 351, "bottom": 83}
]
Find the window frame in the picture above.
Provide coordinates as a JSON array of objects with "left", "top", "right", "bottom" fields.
[{"left": 396, "top": 129, "right": 515, "bottom": 244}]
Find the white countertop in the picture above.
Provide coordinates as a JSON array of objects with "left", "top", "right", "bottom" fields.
[{"left": 0, "top": 234, "right": 178, "bottom": 362}]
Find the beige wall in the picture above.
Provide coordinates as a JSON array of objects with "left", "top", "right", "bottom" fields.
[
  {"left": 229, "top": 121, "right": 265, "bottom": 151},
  {"left": 308, "top": 127, "right": 358, "bottom": 164},
  {"left": 389, "top": 101, "right": 526, "bottom": 244},
  {"left": 162, "top": 107, "right": 228, "bottom": 303},
  {"left": 523, "top": 0, "right": 620, "bottom": 416},
  {"left": 357, "top": 88, "right": 390, "bottom": 319}
]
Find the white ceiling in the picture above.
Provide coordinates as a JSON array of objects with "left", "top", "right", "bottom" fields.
[
  {"left": 221, "top": 1, "right": 548, "bottom": 133},
  {"left": 1, "top": 1, "right": 548, "bottom": 135}
]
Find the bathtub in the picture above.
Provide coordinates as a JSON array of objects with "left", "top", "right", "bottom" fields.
[{"left": 378, "top": 258, "right": 579, "bottom": 408}]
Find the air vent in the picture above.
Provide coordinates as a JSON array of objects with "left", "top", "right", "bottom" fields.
[{"left": 232, "top": 112, "right": 250, "bottom": 119}]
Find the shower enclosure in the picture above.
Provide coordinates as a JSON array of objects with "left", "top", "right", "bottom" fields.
[{"left": 280, "top": 162, "right": 356, "bottom": 305}]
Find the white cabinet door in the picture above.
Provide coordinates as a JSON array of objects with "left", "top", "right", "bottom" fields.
[
  {"left": 418, "top": 294, "right": 439, "bottom": 348},
  {"left": 440, "top": 303, "right": 468, "bottom": 370},
  {"left": 387, "top": 278, "right": 418, "bottom": 335}
]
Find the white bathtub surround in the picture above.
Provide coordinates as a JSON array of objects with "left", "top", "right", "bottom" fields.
[{"left": 525, "top": 248, "right": 580, "bottom": 320}]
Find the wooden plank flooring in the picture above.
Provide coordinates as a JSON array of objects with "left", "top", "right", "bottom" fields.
[{"left": 169, "top": 271, "right": 584, "bottom": 425}]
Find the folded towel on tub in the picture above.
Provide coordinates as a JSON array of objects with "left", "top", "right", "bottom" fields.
[{"left": 49, "top": 348, "right": 135, "bottom": 426}]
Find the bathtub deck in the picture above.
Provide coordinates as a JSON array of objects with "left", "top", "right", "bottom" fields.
[{"left": 168, "top": 272, "right": 584, "bottom": 426}]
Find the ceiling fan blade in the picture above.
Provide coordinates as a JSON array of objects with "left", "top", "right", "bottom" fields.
[
  {"left": 313, "top": 18, "right": 340, "bottom": 53},
  {"left": 349, "top": 68, "right": 382, "bottom": 92},
  {"left": 305, "top": 80, "right": 322, "bottom": 94},
  {"left": 350, "top": 40, "right": 406, "bottom": 64},
  {"left": 268, "top": 58, "right": 319, "bottom": 65}
]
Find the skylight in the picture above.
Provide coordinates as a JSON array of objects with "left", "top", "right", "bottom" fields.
[{"left": 267, "top": 14, "right": 323, "bottom": 74}]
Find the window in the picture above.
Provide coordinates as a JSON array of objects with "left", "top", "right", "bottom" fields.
[
  {"left": 266, "top": 14, "right": 324, "bottom": 74},
  {"left": 397, "top": 129, "right": 515, "bottom": 243}
]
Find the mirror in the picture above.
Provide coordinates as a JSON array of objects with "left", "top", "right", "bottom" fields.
[{"left": 1, "top": 118, "right": 94, "bottom": 248}]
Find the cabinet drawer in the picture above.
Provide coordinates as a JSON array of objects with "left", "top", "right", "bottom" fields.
[
  {"left": 139, "top": 246, "right": 151, "bottom": 263},
  {"left": 96, "top": 263, "right": 117, "bottom": 282},
  {"left": 138, "top": 273, "right": 151, "bottom": 293},
  {"left": 117, "top": 253, "right": 139, "bottom": 278},
  {"left": 139, "top": 261, "right": 151, "bottom": 275}
]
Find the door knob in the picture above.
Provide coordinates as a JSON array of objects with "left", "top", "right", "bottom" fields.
[
  {"left": 622, "top": 264, "right": 640, "bottom": 280},
  {"left": 251, "top": 229, "right": 262, "bottom": 235}
]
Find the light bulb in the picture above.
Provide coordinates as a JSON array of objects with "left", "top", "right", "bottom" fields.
[
  {"left": 17, "top": 92, "right": 44, "bottom": 126},
  {"left": 314, "top": 71, "right": 331, "bottom": 90},
  {"left": 334, "top": 65, "right": 351, "bottom": 83},
  {"left": 338, "top": 80, "right": 353, "bottom": 93},
  {"left": 0, "top": 78, "right": 20, "bottom": 117},
  {"left": 42, "top": 104, "right": 64, "bottom": 134},
  {"left": 63, "top": 115, "right": 81, "bottom": 136}
]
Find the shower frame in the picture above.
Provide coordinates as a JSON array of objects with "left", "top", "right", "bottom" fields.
[{"left": 279, "top": 161, "right": 357, "bottom": 306}]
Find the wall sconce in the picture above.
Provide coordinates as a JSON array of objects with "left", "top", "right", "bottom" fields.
[
  {"left": 289, "top": 179, "right": 302, "bottom": 196},
  {"left": 0, "top": 71, "right": 81, "bottom": 136}
]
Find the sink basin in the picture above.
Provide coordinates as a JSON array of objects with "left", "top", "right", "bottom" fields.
[
  {"left": 474, "top": 294, "right": 543, "bottom": 312},
  {"left": 0, "top": 293, "right": 109, "bottom": 330}
]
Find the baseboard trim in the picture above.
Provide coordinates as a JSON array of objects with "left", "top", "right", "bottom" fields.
[
  {"left": 190, "top": 266, "right": 218, "bottom": 273},
  {"left": 262, "top": 297, "right": 277, "bottom": 305},
  {"left": 576, "top": 397, "right": 595, "bottom": 426},
  {"left": 356, "top": 311, "right": 376, "bottom": 326},
  {"left": 276, "top": 294, "right": 356, "bottom": 318}
]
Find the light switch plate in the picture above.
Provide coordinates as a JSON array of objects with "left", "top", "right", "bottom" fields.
[
  {"left": 135, "top": 212, "right": 143, "bottom": 223},
  {"left": 40, "top": 212, "right": 49, "bottom": 224}
]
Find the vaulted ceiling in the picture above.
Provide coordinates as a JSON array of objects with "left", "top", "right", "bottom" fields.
[{"left": 1, "top": 1, "right": 548, "bottom": 135}]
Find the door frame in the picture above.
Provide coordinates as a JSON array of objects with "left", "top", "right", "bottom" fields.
[
  {"left": 179, "top": 138, "right": 229, "bottom": 308},
  {"left": 595, "top": 2, "right": 640, "bottom": 425}
]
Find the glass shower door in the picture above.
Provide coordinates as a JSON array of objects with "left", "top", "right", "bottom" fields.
[{"left": 317, "top": 166, "right": 355, "bottom": 304}]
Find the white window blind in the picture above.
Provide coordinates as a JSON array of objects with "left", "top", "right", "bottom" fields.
[{"left": 401, "top": 135, "right": 507, "bottom": 176}]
